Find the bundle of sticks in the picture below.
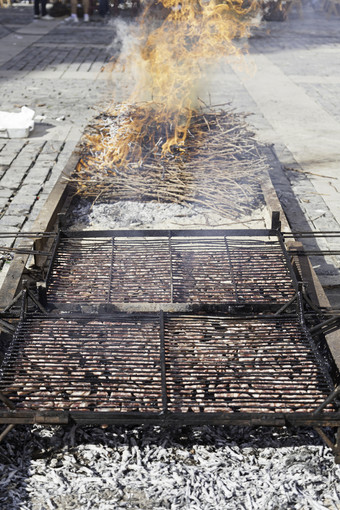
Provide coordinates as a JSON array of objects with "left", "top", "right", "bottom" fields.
[{"left": 69, "top": 105, "right": 268, "bottom": 218}]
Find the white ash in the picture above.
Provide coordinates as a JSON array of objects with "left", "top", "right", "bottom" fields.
[
  {"left": 67, "top": 199, "right": 267, "bottom": 231},
  {"left": 1, "top": 424, "right": 340, "bottom": 509}
]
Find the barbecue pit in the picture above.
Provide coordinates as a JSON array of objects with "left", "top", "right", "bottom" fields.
[{"left": 1, "top": 227, "right": 340, "bottom": 458}]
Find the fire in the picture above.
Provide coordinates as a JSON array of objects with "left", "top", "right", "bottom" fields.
[{"left": 83, "top": 0, "right": 258, "bottom": 172}]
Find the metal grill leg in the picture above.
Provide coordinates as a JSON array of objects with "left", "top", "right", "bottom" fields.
[
  {"left": 334, "top": 428, "right": 340, "bottom": 464},
  {"left": 315, "top": 427, "right": 340, "bottom": 463},
  {"left": 0, "top": 424, "right": 15, "bottom": 442}
]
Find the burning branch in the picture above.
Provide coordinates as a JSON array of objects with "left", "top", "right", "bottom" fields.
[
  {"left": 70, "top": 107, "right": 267, "bottom": 218},
  {"left": 102, "top": 0, "right": 259, "bottom": 164},
  {"left": 70, "top": 1, "right": 263, "bottom": 217}
]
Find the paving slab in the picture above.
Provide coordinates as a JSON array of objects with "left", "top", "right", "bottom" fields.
[
  {"left": 0, "top": 4, "right": 122, "bottom": 287},
  {"left": 202, "top": 7, "right": 340, "bottom": 302}
]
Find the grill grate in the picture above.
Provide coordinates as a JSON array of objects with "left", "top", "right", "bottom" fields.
[
  {"left": 0, "top": 314, "right": 335, "bottom": 416},
  {"left": 46, "top": 232, "right": 296, "bottom": 305},
  {"left": 164, "top": 315, "right": 333, "bottom": 414},
  {"left": 0, "top": 315, "right": 163, "bottom": 412}
]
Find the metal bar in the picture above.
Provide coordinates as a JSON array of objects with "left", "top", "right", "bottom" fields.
[
  {"left": 0, "top": 246, "right": 51, "bottom": 256},
  {"left": 0, "top": 424, "right": 15, "bottom": 442},
  {"left": 168, "top": 235, "right": 173, "bottom": 304},
  {"left": 66, "top": 412, "right": 340, "bottom": 427},
  {"left": 61, "top": 229, "right": 278, "bottom": 239},
  {"left": 0, "top": 408, "right": 339, "bottom": 427},
  {"left": 314, "top": 427, "right": 336, "bottom": 452},
  {"left": 12, "top": 311, "right": 306, "bottom": 322},
  {"left": 285, "top": 231, "right": 340, "bottom": 238},
  {"left": 301, "top": 287, "right": 324, "bottom": 315},
  {"left": 27, "top": 289, "right": 47, "bottom": 314},
  {"left": 274, "top": 293, "right": 297, "bottom": 316},
  {"left": 0, "top": 319, "right": 16, "bottom": 333},
  {"left": 0, "top": 392, "right": 15, "bottom": 410},
  {"left": 224, "top": 236, "right": 239, "bottom": 304},
  {"left": 296, "top": 292, "right": 335, "bottom": 395},
  {"left": 107, "top": 237, "right": 115, "bottom": 304},
  {"left": 2, "top": 290, "right": 23, "bottom": 313},
  {"left": 52, "top": 302, "right": 286, "bottom": 314},
  {"left": 0, "top": 232, "right": 56, "bottom": 238},
  {"left": 313, "top": 386, "right": 340, "bottom": 415},
  {"left": 159, "top": 310, "right": 168, "bottom": 414},
  {"left": 45, "top": 230, "right": 61, "bottom": 289},
  {"left": 21, "top": 288, "right": 28, "bottom": 321},
  {"left": 271, "top": 211, "right": 281, "bottom": 231},
  {"left": 310, "top": 317, "right": 340, "bottom": 335},
  {"left": 289, "top": 250, "right": 340, "bottom": 256},
  {"left": 277, "top": 231, "right": 300, "bottom": 293}
]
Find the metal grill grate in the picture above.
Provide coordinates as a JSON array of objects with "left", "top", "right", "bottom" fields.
[
  {"left": 164, "top": 315, "right": 333, "bottom": 414},
  {"left": 0, "top": 315, "right": 163, "bottom": 412},
  {"left": 46, "top": 231, "right": 297, "bottom": 305},
  {"left": 0, "top": 314, "right": 334, "bottom": 416}
]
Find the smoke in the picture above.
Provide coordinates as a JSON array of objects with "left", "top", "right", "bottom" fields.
[
  {"left": 108, "top": 1, "right": 258, "bottom": 108},
  {"left": 94, "top": 1, "right": 260, "bottom": 165}
]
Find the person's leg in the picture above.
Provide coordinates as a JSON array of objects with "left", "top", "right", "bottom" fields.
[
  {"left": 82, "top": 0, "right": 89, "bottom": 15},
  {"left": 82, "top": 0, "right": 90, "bottom": 21},
  {"left": 99, "top": 0, "right": 109, "bottom": 16},
  {"left": 34, "top": 0, "right": 40, "bottom": 16},
  {"left": 65, "top": 0, "right": 79, "bottom": 20},
  {"left": 70, "top": 0, "right": 77, "bottom": 15},
  {"left": 40, "top": 0, "right": 47, "bottom": 16}
]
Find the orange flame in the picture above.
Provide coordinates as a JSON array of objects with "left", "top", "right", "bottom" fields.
[{"left": 89, "top": 0, "right": 258, "bottom": 170}]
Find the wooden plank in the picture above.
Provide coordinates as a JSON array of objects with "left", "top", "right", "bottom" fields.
[{"left": 260, "top": 169, "right": 290, "bottom": 232}]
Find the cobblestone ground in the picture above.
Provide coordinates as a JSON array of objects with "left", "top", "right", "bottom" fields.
[
  {"left": 252, "top": 9, "right": 340, "bottom": 303},
  {"left": 0, "top": 6, "right": 125, "bottom": 283},
  {"left": 198, "top": 5, "right": 340, "bottom": 304}
]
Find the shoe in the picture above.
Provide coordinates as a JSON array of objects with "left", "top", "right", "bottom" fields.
[
  {"left": 65, "top": 14, "right": 79, "bottom": 22},
  {"left": 34, "top": 14, "right": 40, "bottom": 19},
  {"left": 84, "top": 13, "right": 90, "bottom": 22},
  {"left": 41, "top": 14, "right": 54, "bottom": 20}
]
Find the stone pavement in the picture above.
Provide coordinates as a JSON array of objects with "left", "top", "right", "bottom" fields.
[
  {"left": 200, "top": 5, "right": 340, "bottom": 304},
  {"left": 0, "top": 4, "right": 121, "bottom": 285},
  {"left": 1, "top": 3, "right": 340, "bottom": 304},
  {"left": 247, "top": 8, "right": 340, "bottom": 304}
]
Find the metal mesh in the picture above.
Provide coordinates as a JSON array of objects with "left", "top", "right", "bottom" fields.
[
  {"left": 46, "top": 234, "right": 296, "bottom": 305},
  {"left": 0, "top": 314, "right": 334, "bottom": 415},
  {"left": 0, "top": 315, "right": 163, "bottom": 412},
  {"left": 164, "top": 316, "right": 333, "bottom": 414}
]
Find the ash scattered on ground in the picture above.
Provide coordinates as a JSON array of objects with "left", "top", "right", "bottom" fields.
[
  {"left": 1, "top": 424, "right": 340, "bottom": 509},
  {"left": 66, "top": 198, "right": 268, "bottom": 230}
]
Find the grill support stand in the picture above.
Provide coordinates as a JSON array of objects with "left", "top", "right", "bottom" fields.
[
  {"left": 0, "top": 424, "right": 15, "bottom": 442},
  {"left": 313, "top": 386, "right": 340, "bottom": 462},
  {"left": 314, "top": 427, "right": 340, "bottom": 463},
  {"left": 0, "top": 392, "right": 15, "bottom": 411},
  {"left": 2, "top": 284, "right": 47, "bottom": 315},
  {"left": 2, "top": 226, "right": 340, "bottom": 460},
  {"left": 0, "top": 390, "right": 16, "bottom": 444}
]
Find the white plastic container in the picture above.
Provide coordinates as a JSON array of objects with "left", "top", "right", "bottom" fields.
[
  {"left": 0, "top": 107, "right": 35, "bottom": 138},
  {"left": 0, "top": 126, "right": 33, "bottom": 139}
]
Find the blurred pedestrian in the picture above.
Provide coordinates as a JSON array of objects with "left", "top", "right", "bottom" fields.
[
  {"left": 65, "top": 0, "right": 90, "bottom": 22},
  {"left": 99, "top": 0, "right": 109, "bottom": 17},
  {"left": 34, "top": 0, "right": 53, "bottom": 19}
]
